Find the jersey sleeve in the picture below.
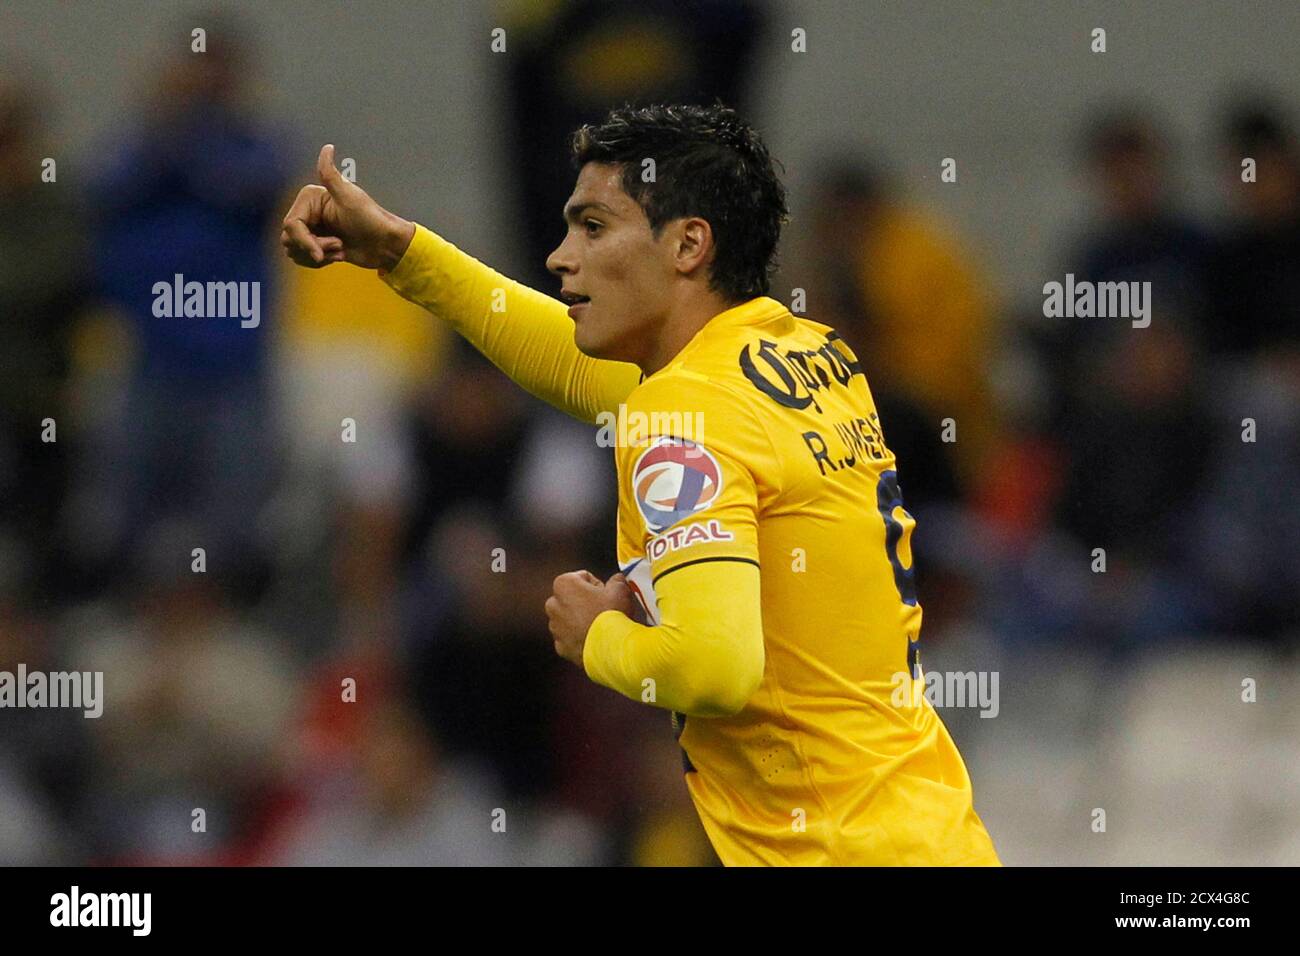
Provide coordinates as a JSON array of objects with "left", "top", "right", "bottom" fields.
[
  {"left": 581, "top": 371, "right": 770, "bottom": 716},
  {"left": 380, "top": 222, "right": 643, "bottom": 424}
]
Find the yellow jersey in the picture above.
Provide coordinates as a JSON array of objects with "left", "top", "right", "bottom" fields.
[{"left": 594, "top": 296, "right": 1000, "bottom": 865}]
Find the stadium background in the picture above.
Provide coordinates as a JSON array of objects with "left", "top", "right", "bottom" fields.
[{"left": 1, "top": 0, "right": 1297, "bottom": 865}]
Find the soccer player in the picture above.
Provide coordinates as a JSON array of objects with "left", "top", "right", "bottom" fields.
[{"left": 280, "top": 103, "right": 1001, "bottom": 866}]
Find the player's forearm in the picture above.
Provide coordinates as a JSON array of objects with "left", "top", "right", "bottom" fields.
[
  {"left": 583, "top": 561, "right": 765, "bottom": 717},
  {"left": 380, "top": 222, "right": 641, "bottom": 424}
]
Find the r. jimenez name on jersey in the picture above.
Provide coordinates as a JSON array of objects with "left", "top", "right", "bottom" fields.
[{"left": 802, "top": 410, "right": 892, "bottom": 476}]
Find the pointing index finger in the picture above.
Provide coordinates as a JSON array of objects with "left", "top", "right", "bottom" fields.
[
  {"left": 282, "top": 217, "right": 324, "bottom": 263},
  {"left": 282, "top": 184, "right": 327, "bottom": 230}
]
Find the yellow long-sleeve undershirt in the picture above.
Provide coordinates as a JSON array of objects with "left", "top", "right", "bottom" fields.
[
  {"left": 380, "top": 223, "right": 641, "bottom": 424},
  {"left": 585, "top": 560, "right": 765, "bottom": 717}
]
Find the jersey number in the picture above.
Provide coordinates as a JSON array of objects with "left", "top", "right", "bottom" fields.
[{"left": 876, "top": 470, "right": 917, "bottom": 607}]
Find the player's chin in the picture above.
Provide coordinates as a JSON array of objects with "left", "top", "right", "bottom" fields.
[{"left": 573, "top": 319, "right": 615, "bottom": 359}]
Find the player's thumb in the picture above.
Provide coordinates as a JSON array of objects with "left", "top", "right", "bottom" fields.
[{"left": 316, "top": 144, "right": 355, "bottom": 201}]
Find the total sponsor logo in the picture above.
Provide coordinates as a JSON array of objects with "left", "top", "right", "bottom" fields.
[
  {"left": 631, "top": 436, "right": 723, "bottom": 533},
  {"left": 647, "top": 519, "right": 734, "bottom": 562}
]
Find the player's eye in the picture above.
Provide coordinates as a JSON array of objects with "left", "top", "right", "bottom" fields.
[{"left": 584, "top": 219, "right": 603, "bottom": 235}]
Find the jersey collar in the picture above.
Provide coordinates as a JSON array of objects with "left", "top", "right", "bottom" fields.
[{"left": 646, "top": 296, "right": 791, "bottom": 381}]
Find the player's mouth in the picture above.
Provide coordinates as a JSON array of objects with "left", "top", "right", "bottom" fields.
[{"left": 561, "top": 289, "right": 591, "bottom": 319}]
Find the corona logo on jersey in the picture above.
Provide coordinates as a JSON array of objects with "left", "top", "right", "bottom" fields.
[{"left": 631, "top": 436, "right": 723, "bottom": 533}]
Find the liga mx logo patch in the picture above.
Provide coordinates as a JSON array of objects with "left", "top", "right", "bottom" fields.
[{"left": 632, "top": 436, "right": 723, "bottom": 533}]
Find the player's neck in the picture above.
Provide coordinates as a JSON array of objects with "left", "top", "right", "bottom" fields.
[{"left": 640, "top": 290, "right": 745, "bottom": 377}]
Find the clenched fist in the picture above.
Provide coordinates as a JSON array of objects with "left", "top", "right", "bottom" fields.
[
  {"left": 280, "top": 144, "right": 416, "bottom": 272},
  {"left": 545, "top": 570, "right": 647, "bottom": 666}
]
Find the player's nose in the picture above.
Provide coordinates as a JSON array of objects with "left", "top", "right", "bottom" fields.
[{"left": 546, "top": 235, "right": 576, "bottom": 277}]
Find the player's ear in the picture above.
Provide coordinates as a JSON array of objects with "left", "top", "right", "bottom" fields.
[{"left": 674, "top": 217, "right": 714, "bottom": 277}]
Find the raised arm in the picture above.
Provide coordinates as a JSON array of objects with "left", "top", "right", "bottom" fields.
[
  {"left": 280, "top": 145, "right": 641, "bottom": 424},
  {"left": 380, "top": 223, "right": 641, "bottom": 423}
]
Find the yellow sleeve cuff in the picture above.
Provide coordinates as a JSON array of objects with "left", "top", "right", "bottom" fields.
[
  {"left": 583, "top": 608, "right": 641, "bottom": 690},
  {"left": 380, "top": 221, "right": 441, "bottom": 289}
]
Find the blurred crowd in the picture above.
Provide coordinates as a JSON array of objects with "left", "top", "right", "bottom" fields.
[
  {"left": 801, "top": 102, "right": 1300, "bottom": 653},
  {"left": 1, "top": 5, "right": 1297, "bottom": 866}
]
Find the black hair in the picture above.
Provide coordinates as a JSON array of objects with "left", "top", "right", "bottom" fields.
[{"left": 569, "top": 101, "right": 788, "bottom": 302}]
